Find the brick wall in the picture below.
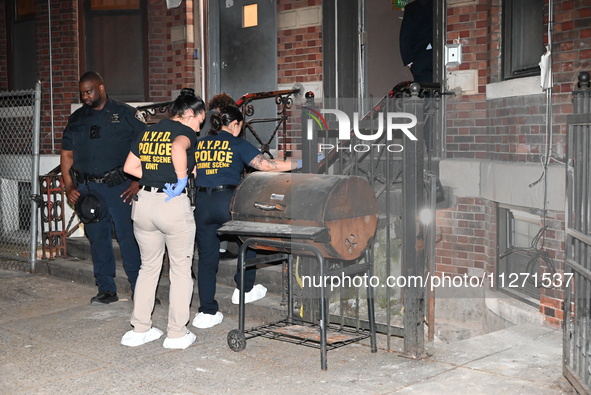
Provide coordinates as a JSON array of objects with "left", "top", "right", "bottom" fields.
[
  {"left": 147, "top": 0, "right": 174, "bottom": 103},
  {"left": 277, "top": 0, "right": 323, "bottom": 158},
  {"left": 277, "top": 26, "right": 323, "bottom": 86},
  {"left": 441, "top": 0, "right": 589, "bottom": 326},
  {"left": 537, "top": 210, "right": 566, "bottom": 327},
  {"left": 36, "top": 1, "right": 80, "bottom": 154},
  {"left": 446, "top": 0, "right": 590, "bottom": 162},
  {"left": 435, "top": 198, "right": 497, "bottom": 279},
  {"left": 162, "top": 0, "right": 196, "bottom": 98},
  {"left": 4, "top": 0, "right": 318, "bottom": 157},
  {"left": 0, "top": 0, "right": 193, "bottom": 154}
]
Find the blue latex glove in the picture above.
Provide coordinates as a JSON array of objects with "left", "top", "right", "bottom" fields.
[
  {"left": 163, "top": 175, "right": 188, "bottom": 202},
  {"left": 295, "top": 159, "right": 303, "bottom": 169}
]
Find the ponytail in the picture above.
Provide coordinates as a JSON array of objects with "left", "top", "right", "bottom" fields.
[
  {"left": 169, "top": 88, "right": 206, "bottom": 118},
  {"left": 209, "top": 104, "right": 244, "bottom": 135}
]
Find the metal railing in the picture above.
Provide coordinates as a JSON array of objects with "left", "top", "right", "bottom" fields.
[
  {"left": 235, "top": 87, "right": 301, "bottom": 158},
  {"left": 564, "top": 71, "right": 591, "bottom": 394},
  {"left": 299, "top": 82, "right": 443, "bottom": 357}
]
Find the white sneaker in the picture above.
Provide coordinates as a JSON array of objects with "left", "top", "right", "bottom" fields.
[
  {"left": 192, "top": 312, "right": 223, "bottom": 329},
  {"left": 232, "top": 284, "right": 267, "bottom": 305},
  {"left": 121, "top": 327, "right": 163, "bottom": 347},
  {"left": 163, "top": 331, "right": 196, "bottom": 350}
]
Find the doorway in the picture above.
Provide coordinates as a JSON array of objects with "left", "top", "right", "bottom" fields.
[
  {"left": 364, "top": 2, "right": 414, "bottom": 100},
  {"left": 208, "top": 0, "right": 278, "bottom": 150}
]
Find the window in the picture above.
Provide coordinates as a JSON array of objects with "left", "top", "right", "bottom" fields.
[
  {"left": 9, "top": 0, "right": 37, "bottom": 90},
  {"left": 243, "top": 4, "right": 258, "bottom": 28},
  {"left": 84, "top": 0, "right": 146, "bottom": 101},
  {"left": 497, "top": 207, "right": 548, "bottom": 304},
  {"left": 502, "top": 0, "right": 544, "bottom": 80},
  {"left": 15, "top": 0, "right": 35, "bottom": 20}
]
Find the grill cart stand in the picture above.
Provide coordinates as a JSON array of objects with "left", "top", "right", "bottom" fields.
[{"left": 218, "top": 221, "right": 377, "bottom": 370}]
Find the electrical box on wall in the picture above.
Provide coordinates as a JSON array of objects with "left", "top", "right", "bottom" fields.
[
  {"left": 445, "top": 43, "right": 462, "bottom": 67},
  {"left": 166, "top": 0, "right": 182, "bottom": 9}
]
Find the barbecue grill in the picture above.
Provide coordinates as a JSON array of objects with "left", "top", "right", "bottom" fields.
[{"left": 218, "top": 172, "right": 378, "bottom": 370}]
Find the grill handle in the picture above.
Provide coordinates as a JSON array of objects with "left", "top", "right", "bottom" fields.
[{"left": 254, "top": 202, "right": 286, "bottom": 211}]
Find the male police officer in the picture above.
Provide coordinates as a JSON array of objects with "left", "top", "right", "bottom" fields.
[{"left": 60, "top": 71, "right": 144, "bottom": 304}]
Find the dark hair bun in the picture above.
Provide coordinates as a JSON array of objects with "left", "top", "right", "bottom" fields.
[{"left": 180, "top": 88, "right": 195, "bottom": 98}]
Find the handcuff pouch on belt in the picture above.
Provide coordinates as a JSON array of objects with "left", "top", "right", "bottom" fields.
[{"left": 103, "top": 167, "right": 128, "bottom": 187}]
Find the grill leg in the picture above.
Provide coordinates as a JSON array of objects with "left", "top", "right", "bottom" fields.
[
  {"left": 317, "top": 252, "right": 327, "bottom": 371},
  {"left": 366, "top": 248, "right": 377, "bottom": 353},
  {"left": 238, "top": 242, "right": 248, "bottom": 333},
  {"left": 287, "top": 254, "right": 293, "bottom": 321}
]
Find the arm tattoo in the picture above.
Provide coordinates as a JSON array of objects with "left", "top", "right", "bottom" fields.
[{"left": 249, "top": 154, "right": 278, "bottom": 170}]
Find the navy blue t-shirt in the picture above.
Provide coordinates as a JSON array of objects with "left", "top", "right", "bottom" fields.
[
  {"left": 131, "top": 119, "right": 197, "bottom": 188},
  {"left": 195, "top": 131, "right": 260, "bottom": 187},
  {"left": 61, "top": 98, "right": 146, "bottom": 176}
]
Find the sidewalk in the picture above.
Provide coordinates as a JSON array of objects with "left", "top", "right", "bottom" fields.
[{"left": 0, "top": 267, "right": 576, "bottom": 394}]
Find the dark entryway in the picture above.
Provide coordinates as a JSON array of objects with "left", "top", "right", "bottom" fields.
[{"left": 208, "top": 0, "right": 278, "bottom": 150}]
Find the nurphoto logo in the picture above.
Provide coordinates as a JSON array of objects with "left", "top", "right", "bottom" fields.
[{"left": 304, "top": 106, "right": 419, "bottom": 153}]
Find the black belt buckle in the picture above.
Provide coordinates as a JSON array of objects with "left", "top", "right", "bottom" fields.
[
  {"left": 141, "top": 185, "right": 163, "bottom": 192},
  {"left": 141, "top": 185, "right": 187, "bottom": 194},
  {"left": 88, "top": 176, "right": 107, "bottom": 183},
  {"left": 197, "top": 185, "right": 236, "bottom": 194},
  {"left": 72, "top": 169, "right": 106, "bottom": 184}
]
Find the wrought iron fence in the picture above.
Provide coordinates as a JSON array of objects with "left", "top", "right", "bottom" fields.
[
  {"left": 564, "top": 71, "right": 591, "bottom": 394},
  {"left": 299, "top": 82, "right": 442, "bottom": 356},
  {"left": 0, "top": 83, "right": 42, "bottom": 271}
]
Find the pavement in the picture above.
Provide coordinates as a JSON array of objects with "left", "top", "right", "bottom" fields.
[{"left": 0, "top": 255, "right": 578, "bottom": 395}]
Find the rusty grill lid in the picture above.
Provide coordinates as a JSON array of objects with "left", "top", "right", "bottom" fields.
[
  {"left": 228, "top": 172, "right": 379, "bottom": 259},
  {"left": 230, "top": 172, "right": 378, "bottom": 223}
]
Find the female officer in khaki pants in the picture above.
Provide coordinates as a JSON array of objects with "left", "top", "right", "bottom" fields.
[{"left": 120, "top": 88, "right": 205, "bottom": 349}]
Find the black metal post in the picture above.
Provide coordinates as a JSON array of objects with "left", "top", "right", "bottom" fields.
[
  {"left": 301, "top": 92, "right": 318, "bottom": 173},
  {"left": 365, "top": 247, "right": 377, "bottom": 352},
  {"left": 401, "top": 85, "right": 426, "bottom": 359}
]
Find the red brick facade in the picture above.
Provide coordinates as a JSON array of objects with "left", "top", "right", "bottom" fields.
[
  {"left": 435, "top": 198, "right": 496, "bottom": 278},
  {"left": 277, "top": 0, "right": 323, "bottom": 158},
  {"left": 446, "top": 0, "right": 589, "bottom": 162},
  {"left": 0, "top": 0, "right": 320, "bottom": 157},
  {"left": 439, "top": 0, "right": 589, "bottom": 326},
  {"left": 0, "top": 0, "right": 193, "bottom": 154},
  {"left": 2, "top": 0, "right": 588, "bottom": 327}
]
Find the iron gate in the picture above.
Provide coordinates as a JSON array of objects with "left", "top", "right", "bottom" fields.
[
  {"left": 300, "top": 82, "right": 442, "bottom": 357},
  {"left": 564, "top": 72, "right": 591, "bottom": 394},
  {"left": 0, "top": 83, "right": 42, "bottom": 272}
]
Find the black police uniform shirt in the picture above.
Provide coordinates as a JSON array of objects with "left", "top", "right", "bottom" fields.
[
  {"left": 195, "top": 131, "right": 260, "bottom": 187},
  {"left": 62, "top": 98, "right": 146, "bottom": 177},
  {"left": 131, "top": 119, "right": 197, "bottom": 188}
]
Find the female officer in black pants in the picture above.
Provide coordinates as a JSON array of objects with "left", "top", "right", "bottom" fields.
[
  {"left": 121, "top": 88, "right": 205, "bottom": 349},
  {"left": 192, "top": 105, "right": 299, "bottom": 329}
]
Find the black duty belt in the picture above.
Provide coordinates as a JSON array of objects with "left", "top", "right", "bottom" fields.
[
  {"left": 86, "top": 175, "right": 107, "bottom": 183},
  {"left": 197, "top": 185, "right": 237, "bottom": 193},
  {"left": 72, "top": 167, "right": 126, "bottom": 186},
  {"left": 140, "top": 185, "right": 187, "bottom": 194}
]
